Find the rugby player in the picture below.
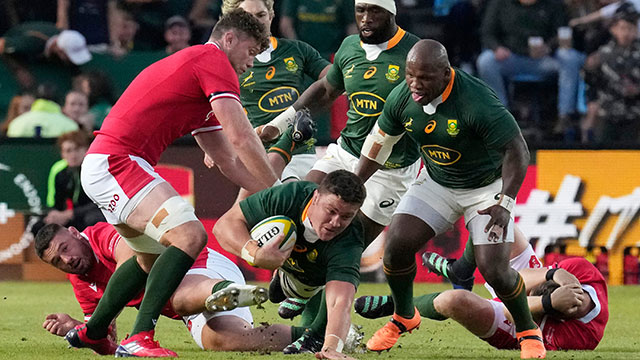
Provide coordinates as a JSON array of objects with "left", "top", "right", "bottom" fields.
[
  {"left": 355, "top": 39, "right": 545, "bottom": 358},
  {"left": 68, "top": 10, "right": 279, "bottom": 357},
  {"left": 214, "top": 170, "right": 366, "bottom": 360}
]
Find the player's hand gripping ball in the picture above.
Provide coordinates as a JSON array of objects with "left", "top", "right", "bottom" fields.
[{"left": 250, "top": 215, "right": 297, "bottom": 251}]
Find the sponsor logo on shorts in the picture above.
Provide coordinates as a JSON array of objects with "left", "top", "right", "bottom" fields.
[
  {"left": 107, "top": 194, "right": 120, "bottom": 213},
  {"left": 421, "top": 145, "right": 462, "bottom": 166},
  {"left": 258, "top": 87, "right": 299, "bottom": 113},
  {"left": 379, "top": 199, "right": 395, "bottom": 208},
  {"left": 349, "top": 92, "right": 385, "bottom": 116}
]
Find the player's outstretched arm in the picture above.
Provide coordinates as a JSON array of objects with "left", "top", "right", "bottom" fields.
[
  {"left": 195, "top": 130, "right": 267, "bottom": 194},
  {"left": 210, "top": 97, "right": 278, "bottom": 190},
  {"left": 317, "top": 280, "right": 357, "bottom": 360},
  {"left": 356, "top": 123, "right": 403, "bottom": 182},
  {"left": 259, "top": 77, "right": 343, "bottom": 142}
]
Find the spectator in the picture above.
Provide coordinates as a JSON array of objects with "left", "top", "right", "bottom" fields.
[
  {"left": 1, "top": 92, "right": 35, "bottom": 136},
  {"left": 31, "top": 130, "right": 105, "bottom": 235},
  {"left": 109, "top": 9, "right": 139, "bottom": 57},
  {"left": 0, "top": 22, "right": 92, "bottom": 65},
  {"left": 62, "top": 90, "right": 92, "bottom": 132},
  {"left": 72, "top": 71, "right": 115, "bottom": 130},
  {"left": 476, "top": 0, "right": 586, "bottom": 139},
  {"left": 56, "top": 0, "right": 117, "bottom": 48},
  {"left": 6, "top": 83, "right": 79, "bottom": 138},
  {"left": 583, "top": 7, "right": 640, "bottom": 143},
  {"left": 164, "top": 15, "right": 191, "bottom": 55},
  {"left": 279, "top": 0, "right": 357, "bottom": 59}
]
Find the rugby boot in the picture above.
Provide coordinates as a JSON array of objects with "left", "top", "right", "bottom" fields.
[
  {"left": 354, "top": 295, "right": 394, "bottom": 319},
  {"left": 278, "top": 297, "right": 308, "bottom": 319},
  {"left": 115, "top": 330, "right": 177, "bottom": 357},
  {"left": 422, "top": 251, "right": 475, "bottom": 291},
  {"left": 205, "top": 284, "right": 268, "bottom": 312},
  {"left": 64, "top": 324, "right": 117, "bottom": 355},
  {"left": 366, "top": 307, "right": 421, "bottom": 352},
  {"left": 283, "top": 330, "right": 323, "bottom": 354},
  {"left": 517, "top": 327, "right": 546, "bottom": 359}
]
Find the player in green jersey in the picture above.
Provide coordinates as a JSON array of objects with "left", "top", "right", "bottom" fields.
[
  {"left": 220, "top": 0, "right": 330, "bottom": 182},
  {"left": 356, "top": 40, "right": 546, "bottom": 359},
  {"left": 260, "top": 0, "right": 420, "bottom": 247},
  {"left": 213, "top": 170, "right": 366, "bottom": 360}
]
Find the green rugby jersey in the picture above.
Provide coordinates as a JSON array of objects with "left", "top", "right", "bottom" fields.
[
  {"left": 378, "top": 68, "right": 521, "bottom": 188},
  {"left": 240, "top": 37, "right": 328, "bottom": 155},
  {"left": 239, "top": 181, "right": 364, "bottom": 288},
  {"left": 326, "top": 29, "right": 420, "bottom": 169}
]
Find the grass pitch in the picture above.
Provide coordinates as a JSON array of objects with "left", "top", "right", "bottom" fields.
[{"left": 1, "top": 281, "right": 639, "bottom": 359}]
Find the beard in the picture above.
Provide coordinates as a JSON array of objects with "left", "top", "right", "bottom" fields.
[{"left": 359, "top": 17, "right": 394, "bottom": 44}]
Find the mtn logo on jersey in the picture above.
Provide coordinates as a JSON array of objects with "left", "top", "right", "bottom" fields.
[
  {"left": 385, "top": 65, "right": 400, "bottom": 82},
  {"left": 349, "top": 92, "right": 385, "bottom": 116},
  {"left": 421, "top": 145, "right": 462, "bottom": 165},
  {"left": 284, "top": 57, "right": 299, "bottom": 72},
  {"left": 258, "top": 86, "right": 300, "bottom": 112}
]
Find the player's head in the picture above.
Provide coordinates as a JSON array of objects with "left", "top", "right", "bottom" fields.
[
  {"left": 309, "top": 170, "right": 366, "bottom": 241},
  {"left": 57, "top": 130, "right": 90, "bottom": 168},
  {"left": 530, "top": 279, "right": 594, "bottom": 320},
  {"left": 35, "top": 224, "right": 95, "bottom": 275},
  {"left": 222, "top": 0, "right": 274, "bottom": 36},
  {"left": 209, "top": 9, "right": 269, "bottom": 75},
  {"left": 406, "top": 39, "right": 451, "bottom": 106},
  {"left": 355, "top": 0, "right": 397, "bottom": 44}
]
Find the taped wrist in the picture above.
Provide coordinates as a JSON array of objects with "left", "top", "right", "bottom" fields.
[
  {"left": 542, "top": 292, "right": 562, "bottom": 317},
  {"left": 325, "top": 333, "right": 344, "bottom": 353},
  {"left": 496, "top": 194, "right": 515, "bottom": 213},
  {"left": 241, "top": 239, "right": 259, "bottom": 266},
  {"left": 266, "top": 106, "right": 296, "bottom": 135}
]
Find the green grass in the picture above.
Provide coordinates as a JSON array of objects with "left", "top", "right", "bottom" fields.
[{"left": 1, "top": 281, "right": 639, "bottom": 359}]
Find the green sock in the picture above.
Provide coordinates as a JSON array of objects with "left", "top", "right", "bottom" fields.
[
  {"left": 385, "top": 262, "right": 417, "bottom": 318},
  {"left": 211, "top": 280, "right": 234, "bottom": 294},
  {"left": 414, "top": 292, "right": 447, "bottom": 321},
  {"left": 86, "top": 256, "right": 148, "bottom": 340},
  {"left": 451, "top": 237, "right": 477, "bottom": 280},
  {"left": 496, "top": 272, "right": 537, "bottom": 332},
  {"left": 307, "top": 290, "right": 327, "bottom": 336},
  {"left": 131, "top": 246, "right": 195, "bottom": 335},
  {"left": 290, "top": 326, "right": 306, "bottom": 342},
  {"left": 299, "top": 292, "right": 322, "bottom": 327}
]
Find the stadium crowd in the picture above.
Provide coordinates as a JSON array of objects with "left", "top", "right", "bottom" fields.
[
  {"left": 0, "top": 0, "right": 620, "bottom": 359},
  {"left": 1, "top": 0, "right": 640, "bottom": 145}
]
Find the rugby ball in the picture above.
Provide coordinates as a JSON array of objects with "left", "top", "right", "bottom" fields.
[{"left": 250, "top": 215, "right": 297, "bottom": 251}]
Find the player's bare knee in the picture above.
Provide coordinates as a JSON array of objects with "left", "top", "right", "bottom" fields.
[{"left": 435, "top": 290, "right": 468, "bottom": 317}]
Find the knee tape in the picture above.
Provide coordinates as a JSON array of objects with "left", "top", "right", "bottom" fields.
[
  {"left": 123, "top": 233, "right": 167, "bottom": 254},
  {"left": 144, "top": 196, "right": 198, "bottom": 242}
]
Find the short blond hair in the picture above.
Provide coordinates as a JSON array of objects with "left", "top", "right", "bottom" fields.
[{"left": 221, "top": 0, "right": 274, "bottom": 16}]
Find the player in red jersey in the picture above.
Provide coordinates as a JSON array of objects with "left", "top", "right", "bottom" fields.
[
  {"left": 71, "top": 10, "right": 285, "bottom": 358},
  {"left": 35, "top": 222, "right": 295, "bottom": 352},
  {"left": 356, "top": 255, "right": 608, "bottom": 352}
]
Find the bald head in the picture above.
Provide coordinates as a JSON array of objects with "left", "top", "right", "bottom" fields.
[
  {"left": 405, "top": 39, "right": 452, "bottom": 105},
  {"left": 407, "top": 39, "right": 450, "bottom": 70}
]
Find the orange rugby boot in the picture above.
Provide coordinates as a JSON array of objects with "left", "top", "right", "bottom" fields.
[
  {"left": 517, "top": 327, "right": 546, "bottom": 359},
  {"left": 366, "top": 307, "right": 421, "bottom": 352}
]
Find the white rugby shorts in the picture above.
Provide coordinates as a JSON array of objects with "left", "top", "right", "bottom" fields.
[
  {"left": 394, "top": 167, "right": 515, "bottom": 245},
  {"left": 182, "top": 248, "right": 253, "bottom": 350},
  {"left": 311, "top": 141, "right": 420, "bottom": 226},
  {"left": 81, "top": 154, "right": 165, "bottom": 224}
]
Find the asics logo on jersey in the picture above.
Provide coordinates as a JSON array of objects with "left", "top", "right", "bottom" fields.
[
  {"left": 379, "top": 200, "right": 395, "bottom": 208},
  {"left": 364, "top": 66, "right": 377, "bottom": 79},
  {"left": 424, "top": 120, "right": 436, "bottom": 134},
  {"left": 421, "top": 145, "right": 462, "bottom": 166}
]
